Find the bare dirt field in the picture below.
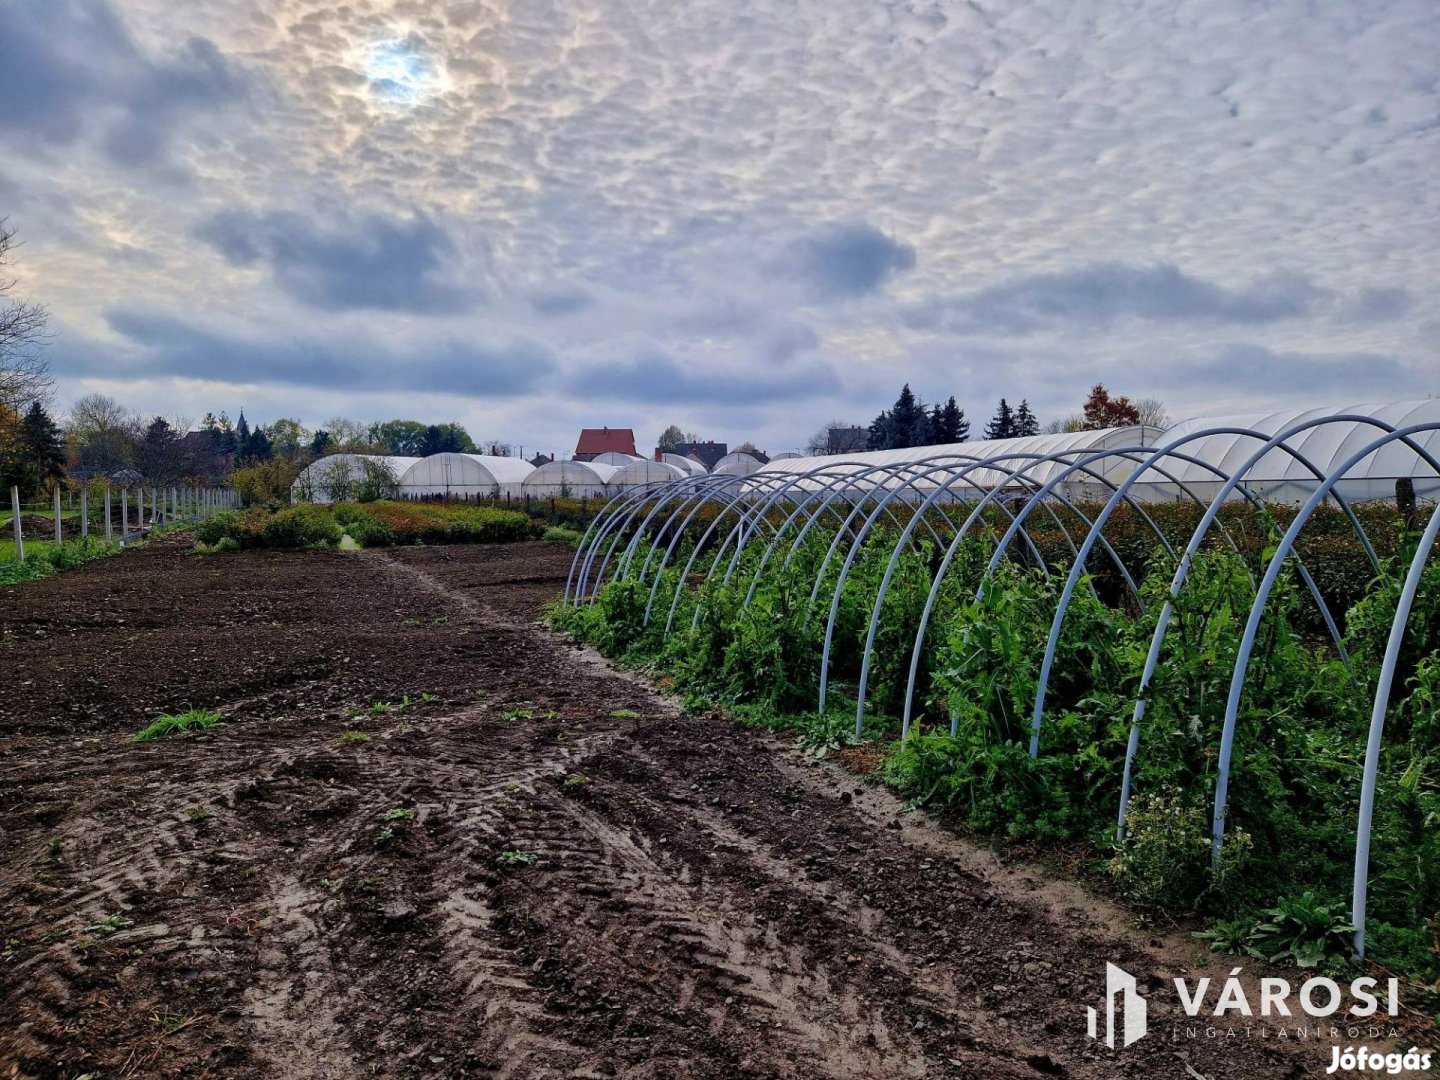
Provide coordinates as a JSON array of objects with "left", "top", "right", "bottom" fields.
[{"left": 2, "top": 539, "right": 1334, "bottom": 1078}]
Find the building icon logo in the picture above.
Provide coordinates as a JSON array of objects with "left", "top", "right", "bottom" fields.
[{"left": 1086, "top": 962, "right": 1148, "bottom": 1048}]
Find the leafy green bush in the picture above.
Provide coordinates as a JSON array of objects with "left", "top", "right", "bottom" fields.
[
  {"left": 259, "top": 504, "right": 344, "bottom": 549},
  {"left": 1108, "top": 790, "right": 1251, "bottom": 910}
]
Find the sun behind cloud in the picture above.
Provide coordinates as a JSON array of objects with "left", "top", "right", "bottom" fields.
[{"left": 355, "top": 34, "right": 450, "bottom": 107}]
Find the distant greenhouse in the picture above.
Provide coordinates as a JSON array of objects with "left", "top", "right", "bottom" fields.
[
  {"left": 291, "top": 454, "right": 420, "bottom": 503},
  {"left": 521, "top": 460, "right": 620, "bottom": 499},
  {"left": 398, "top": 453, "right": 534, "bottom": 500}
]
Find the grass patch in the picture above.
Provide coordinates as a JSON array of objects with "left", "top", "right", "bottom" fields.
[{"left": 131, "top": 709, "right": 222, "bottom": 743}]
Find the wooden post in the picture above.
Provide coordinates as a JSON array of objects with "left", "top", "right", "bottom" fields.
[
  {"left": 105, "top": 487, "right": 113, "bottom": 539},
  {"left": 10, "top": 486, "right": 22, "bottom": 563},
  {"left": 54, "top": 487, "right": 62, "bottom": 546},
  {"left": 81, "top": 488, "right": 89, "bottom": 538}
]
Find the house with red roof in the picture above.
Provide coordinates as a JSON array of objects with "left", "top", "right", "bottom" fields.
[{"left": 573, "top": 427, "right": 638, "bottom": 461}]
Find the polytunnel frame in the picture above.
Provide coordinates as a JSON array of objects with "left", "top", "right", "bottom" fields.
[
  {"left": 665, "top": 470, "right": 912, "bottom": 636},
  {"left": 1018, "top": 416, "right": 1440, "bottom": 958},
  {"left": 586, "top": 466, "right": 936, "bottom": 634},
  {"left": 1212, "top": 422, "right": 1440, "bottom": 961},
  {"left": 564, "top": 476, "right": 725, "bottom": 603},
  {"left": 1032, "top": 416, "right": 1411, "bottom": 777},
  {"left": 727, "top": 458, "right": 1052, "bottom": 615},
  {"left": 1108, "top": 418, "right": 1419, "bottom": 840},
  {"left": 855, "top": 443, "right": 1270, "bottom": 740},
  {"left": 570, "top": 474, "right": 734, "bottom": 605}
]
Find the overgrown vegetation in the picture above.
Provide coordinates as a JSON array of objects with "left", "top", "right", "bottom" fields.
[
  {"left": 0, "top": 534, "right": 119, "bottom": 585},
  {"left": 194, "top": 500, "right": 542, "bottom": 552},
  {"left": 552, "top": 498, "right": 1440, "bottom": 982}
]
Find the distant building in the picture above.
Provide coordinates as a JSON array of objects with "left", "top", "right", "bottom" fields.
[
  {"left": 528, "top": 453, "right": 554, "bottom": 468},
  {"left": 827, "top": 426, "right": 867, "bottom": 454},
  {"left": 674, "top": 440, "right": 728, "bottom": 469},
  {"left": 574, "top": 427, "right": 638, "bottom": 461}
]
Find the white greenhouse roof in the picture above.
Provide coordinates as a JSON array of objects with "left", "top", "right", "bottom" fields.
[
  {"left": 754, "top": 426, "right": 1163, "bottom": 490},
  {"left": 1157, "top": 400, "right": 1440, "bottom": 485}
]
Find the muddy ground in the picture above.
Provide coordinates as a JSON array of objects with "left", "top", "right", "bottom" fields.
[{"left": 0, "top": 539, "right": 1357, "bottom": 1078}]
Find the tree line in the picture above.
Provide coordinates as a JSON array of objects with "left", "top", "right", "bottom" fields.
[{"left": 806, "top": 383, "right": 1168, "bottom": 455}]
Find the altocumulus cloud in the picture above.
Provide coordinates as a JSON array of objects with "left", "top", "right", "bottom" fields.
[
  {"left": 0, "top": 0, "right": 247, "bottom": 169},
  {"left": 96, "top": 311, "right": 553, "bottom": 397},
  {"left": 907, "top": 263, "right": 1324, "bottom": 335},
  {"left": 197, "top": 209, "right": 480, "bottom": 315},
  {"left": 771, "top": 224, "right": 917, "bottom": 301}
]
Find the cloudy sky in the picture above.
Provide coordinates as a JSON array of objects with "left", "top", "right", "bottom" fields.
[{"left": 1, "top": 0, "right": 1436, "bottom": 456}]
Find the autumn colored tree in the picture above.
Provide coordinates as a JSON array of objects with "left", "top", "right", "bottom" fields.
[{"left": 1081, "top": 384, "right": 1141, "bottom": 429}]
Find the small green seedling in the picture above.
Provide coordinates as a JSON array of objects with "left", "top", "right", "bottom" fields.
[
  {"left": 339, "top": 731, "right": 370, "bottom": 744},
  {"left": 608, "top": 709, "right": 639, "bottom": 719},
  {"left": 499, "top": 850, "right": 538, "bottom": 866},
  {"left": 503, "top": 709, "right": 535, "bottom": 721},
  {"left": 561, "top": 773, "right": 588, "bottom": 795},
  {"left": 420, "top": 692, "right": 438, "bottom": 703},
  {"left": 85, "top": 914, "right": 133, "bottom": 937},
  {"left": 131, "top": 709, "right": 221, "bottom": 743},
  {"left": 382, "top": 808, "right": 415, "bottom": 822},
  {"left": 184, "top": 807, "right": 215, "bottom": 825},
  {"left": 370, "top": 701, "right": 391, "bottom": 714}
]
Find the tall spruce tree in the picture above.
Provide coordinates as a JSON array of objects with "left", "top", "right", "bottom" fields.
[
  {"left": 1013, "top": 399, "right": 1040, "bottom": 437},
  {"left": 984, "top": 398, "right": 1016, "bottom": 440},
  {"left": 19, "top": 401, "right": 66, "bottom": 497},
  {"left": 930, "top": 397, "right": 968, "bottom": 444}
]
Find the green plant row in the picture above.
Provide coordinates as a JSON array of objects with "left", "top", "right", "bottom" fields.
[{"left": 551, "top": 517, "right": 1440, "bottom": 985}]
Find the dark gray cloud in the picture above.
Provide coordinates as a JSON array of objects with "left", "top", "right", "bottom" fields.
[
  {"left": 1340, "top": 286, "right": 1413, "bottom": 323},
  {"left": 907, "top": 263, "right": 1323, "bottom": 335},
  {"left": 197, "top": 209, "right": 479, "bottom": 314},
  {"left": 1167, "top": 344, "right": 1416, "bottom": 395},
  {"left": 772, "top": 224, "right": 917, "bottom": 301},
  {"left": 91, "top": 311, "right": 552, "bottom": 397},
  {"left": 528, "top": 286, "right": 595, "bottom": 317},
  {"left": 0, "top": 0, "right": 247, "bottom": 169},
  {"left": 570, "top": 351, "right": 838, "bottom": 405}
]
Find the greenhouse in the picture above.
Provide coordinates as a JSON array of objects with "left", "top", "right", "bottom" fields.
[
  {"left": 662, "top": 452, "right": 708, "bottom": 476},
  {"left": 521, "top": 459, "right": 620, "bottom": 499},
  {"left": 753, "top": 425, "right": 1162, "bottom": 497},
  {"left": 591, "top": 451, "right": 644, "bottom": 466},
  {"left": 397, "top": 453, "right": 535, "bottom": 500},
  {"left": 712, "top": 451, "right": 765, "bottom": 476},
  {"left": 609, "top": 459, "right": 689, "bottom": 488},
  {"left": 291, "top": 454, "right": 420, "bottom": 503}
]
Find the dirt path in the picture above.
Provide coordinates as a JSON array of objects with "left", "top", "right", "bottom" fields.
[{"left": 1, "top": 540, "right": 1328, "bottom": 1078}]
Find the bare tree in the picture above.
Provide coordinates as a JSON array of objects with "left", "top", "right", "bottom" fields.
[
  {"left": 804, "top": 420, "right": 865, "bottom": 455},
  {"left": 1042, "top": 414, "right": 1087, "bottom": 434},
  {"left": 1133, "top": 396, "right": 1171, "bottom": 430},
  {"left": 0, "top": 219, "right": 52, "bottom": 409},
  {"left": 67, "top": 392, "right": 141, "bottom": 476}
]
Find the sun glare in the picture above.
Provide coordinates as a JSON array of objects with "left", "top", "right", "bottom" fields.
[{"left": 361, "top": 39, "right": 447, "bottom": 106}]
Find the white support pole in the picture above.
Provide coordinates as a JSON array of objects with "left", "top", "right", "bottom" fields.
[
  {"left": 54, "top": 487, "right": 63, "bottom": 546},
  {"left": 105, "top": 487, "right": 113, "bottom": 539},
  {"left": 121, "top": 490, "right": 130, "bottom": 539},
  {"left": 151, "top": 487, "right": 158, "bottom": 527},
  {"left": 10, "top": 486, "right": 22, "bottom": 563},
  {"left": 81, "top": 488, "right": 89, "bottom": 538}
]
